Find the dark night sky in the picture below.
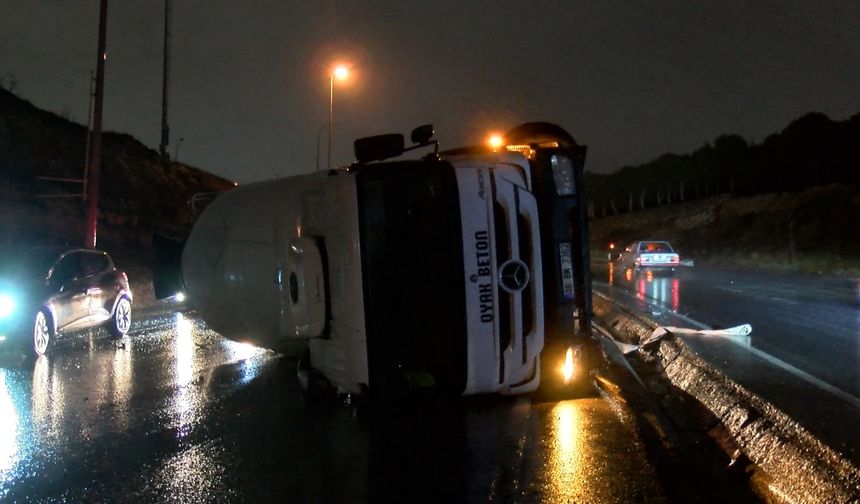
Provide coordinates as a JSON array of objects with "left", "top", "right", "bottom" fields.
[{"left": 2, "top": 1, "right": 859, "bottom": 183}]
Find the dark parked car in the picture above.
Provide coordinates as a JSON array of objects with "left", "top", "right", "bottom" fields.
[{"left": 0, "top": 247, "right": 133, "bottom": 356}]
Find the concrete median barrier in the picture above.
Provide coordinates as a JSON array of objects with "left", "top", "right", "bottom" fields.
[{"left": 592, "top": 291, "right": 860, "bottom": 503}]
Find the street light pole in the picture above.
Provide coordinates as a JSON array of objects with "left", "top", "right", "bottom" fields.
[
  {"left": 174, "top": 137, "right": 184, "bottom": 163},
  {"left": 316, "top": 123, "right": 331, "bottom": 172},
  {"left": 327, "top": 64, "right": 349, "bottom": 171},
  {"left": 328, "top": 74, "right": 333, "bottom": 170}
]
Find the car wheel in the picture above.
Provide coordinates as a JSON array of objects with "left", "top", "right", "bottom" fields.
[
  {"left": 108, "top": 297, "right": 132, "bottom": 339},
  {"left": 33, "top": 310, "right": 52, "bottom": 356}
]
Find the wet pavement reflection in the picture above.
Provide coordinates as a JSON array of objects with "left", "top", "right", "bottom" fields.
[
  {"left": 0, "top": 308, "right": 682, "bottom": 502},
  {"left": 608, "top": 262, "right": 681, "bottom": 312},
  {"left": 596, "top": 260, "right": 860, "bottom": 464},
  {"left": 599, "top": 261, "right": 860, "bottom": 396}
]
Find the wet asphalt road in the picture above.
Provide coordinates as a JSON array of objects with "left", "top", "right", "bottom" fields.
[
  {"left": 0, "top": 306, "right": 686, "bottom": 503},
  {"left": 594, "top": 261, "right": 860, "bottom": 465}
]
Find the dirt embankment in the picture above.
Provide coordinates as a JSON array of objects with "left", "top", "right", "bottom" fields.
[
  {"left": 589, "top": 183, "right": 860, "bottom": 275},
  {"left": 0, "top": 88, "right": 236, "bottom": 307}
]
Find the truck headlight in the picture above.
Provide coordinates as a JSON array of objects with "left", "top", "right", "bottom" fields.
[
  {"left": 550, "top": 155, "right": 575, "bottom": 196},
  {"left": 0, "top": 293, "right": 16, "bottom": 319},
  {"left": 561, "top": 346, "right": 576, "bottom": 384}
]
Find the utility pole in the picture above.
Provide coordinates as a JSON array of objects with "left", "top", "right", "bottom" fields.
[
  {"left": 82, "top": 70, "right": 94, "bottom": 201},
  {"left": 159, "top": 0, "right": 171, "bottom": 164},
  {"left": 84, "top": 0, "right": 107, "bottom": 249}
]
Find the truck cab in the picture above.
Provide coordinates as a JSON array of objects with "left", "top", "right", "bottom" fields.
[{"left": 180, "top": 126, "right": 545, "bottom": 396}]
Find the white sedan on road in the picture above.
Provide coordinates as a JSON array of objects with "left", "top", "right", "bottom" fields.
[{"left": 617, "top": 241, "right": 680, "bottom": 274}]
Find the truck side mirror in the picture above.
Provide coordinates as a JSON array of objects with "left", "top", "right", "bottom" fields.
[
  {"left": 354, "top": 134, "right": 405, "bottom": 163},
  {"left": 410, "top": 124, "right": 434, "bottom": 145}
]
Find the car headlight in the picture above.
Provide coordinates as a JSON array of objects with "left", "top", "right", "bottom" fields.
[
  {"left": 550, "top": 154, "right": 575, "bottom": 196},
  {"left": 0, "top": 293, "right": 16, "bottom": 319}
]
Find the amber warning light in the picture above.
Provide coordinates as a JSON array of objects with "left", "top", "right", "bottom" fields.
[
  {"left": 561, "top": 346, "right": 575, "bottom": 384},
  {"left": 487, "top": 134, "right": 504, "bottom": 151}
]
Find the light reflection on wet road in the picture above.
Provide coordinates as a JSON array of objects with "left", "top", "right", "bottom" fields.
[
  {"left": 0, "top": 311, "right": 270, "bottom": 502},
  {"left": 0, "top": 308, "right": 687, "bottom": 503},
  {"left": 596, "top": 261, "right": 860, "bottom": 463}
]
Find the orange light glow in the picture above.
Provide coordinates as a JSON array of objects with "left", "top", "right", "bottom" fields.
[
  {"left": 547, "top": 401, "right": 586, "bottom": 500},
  {"left": 487, "top": 134, "right": 504, "bottom": 150},
  {"left": 609, "top": 242, "right": 615, "bottom": 249},
  {"left": 332, "top": 65, "right": 349, "bottom": 80},
  {"left": 561, "top": 346, "right": 575, "bottom": 384},
  {"left": 505, "top": 144, "right": 535, "bottom": 158}
]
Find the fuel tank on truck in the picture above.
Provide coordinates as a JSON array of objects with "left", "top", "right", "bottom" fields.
[{"left": 181, "top": 170, "right": 367, "bottom": 366}]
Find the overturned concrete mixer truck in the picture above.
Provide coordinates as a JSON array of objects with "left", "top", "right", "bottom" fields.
[{"left": 155, "top": 123, "right": 591, "bottom": 396}]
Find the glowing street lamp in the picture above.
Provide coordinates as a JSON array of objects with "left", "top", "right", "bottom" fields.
[
  {"left": 333, "top": 65, "right": 349, "bottom": 81},
  {"left": 328, "top": 64, "right": 350, "bottom": 170}
]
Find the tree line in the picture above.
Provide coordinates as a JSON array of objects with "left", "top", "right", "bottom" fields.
[{"left": 584, "top": 111, "right": 860, "bottom": 218}]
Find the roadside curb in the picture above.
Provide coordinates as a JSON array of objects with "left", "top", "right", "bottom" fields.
[{"left": 592, "top": 291, "right": 860, "bottom": 503}]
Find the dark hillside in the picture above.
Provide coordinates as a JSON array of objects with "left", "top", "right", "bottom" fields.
[
  {"left": 586, "top": 111, "right": 860, "bottom": 217},
  {"left": 584, "top": 107, "right": 860, "bottom": 275},
  {"left": 0, "top": 88, "right": 236, "bottom": 303}
]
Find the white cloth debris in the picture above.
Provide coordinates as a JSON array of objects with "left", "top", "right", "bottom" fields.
[
  {"left": 612, "top": 340, "right": 641, "bottom": 355},
  {"left": 640, "top": 324, "right": 753, "bottom": 349}
]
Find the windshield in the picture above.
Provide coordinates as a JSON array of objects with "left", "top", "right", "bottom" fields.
[{"left": 356, "top": 161, "right": 467, "bottom": 393}]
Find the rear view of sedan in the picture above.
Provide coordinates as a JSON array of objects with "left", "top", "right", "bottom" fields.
[
  {"left": 0, "top": 247, "right": 133, "bottom": 356},
  {"left": 618, "top": 241, "right": 680, "bottom": 274}
]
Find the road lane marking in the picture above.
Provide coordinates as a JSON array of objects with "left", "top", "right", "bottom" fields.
[
  {"left": 594, "top": 282, "right": 860, "bottom": 410},
  {"left": 714, "top": 286, "right": 744, "bottom": 294},
  {"left": 727, "top": 337, "right": 860, "bottom": 409}
]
